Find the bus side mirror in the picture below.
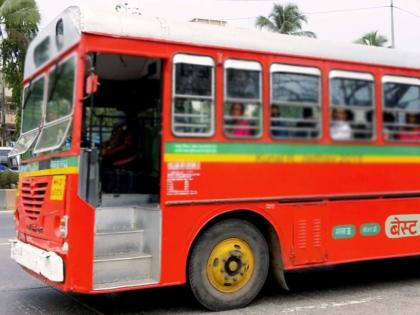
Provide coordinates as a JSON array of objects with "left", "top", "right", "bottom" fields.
[{"left": 85, "top": 74, "right": 99, "bottom": 95}]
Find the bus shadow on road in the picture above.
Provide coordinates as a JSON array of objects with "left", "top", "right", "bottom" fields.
[
  {"left": 73, "top": 256, "right": 420, "bottom": 314},
  {"left": 282, "top": 255, "right": 420, "bottom": 293},
  {"left": 74, "top": 285, "right": 201, "bottom": 314}
]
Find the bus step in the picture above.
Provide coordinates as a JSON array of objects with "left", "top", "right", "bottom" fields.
[
  {"left": 101, "top": 194, "right": 158, "bottom": 207},
  {"left": 94, "top": 229, "right": 145, "bottom": 259},
  {"left": 93, "top": 253, "right": 152, "bottom": 286},
  {"left": 95, "top": 207, "right": 142, "bottom": 233},
  {"left": 93, "top": 278, "right": 157, "bottom": 290}
]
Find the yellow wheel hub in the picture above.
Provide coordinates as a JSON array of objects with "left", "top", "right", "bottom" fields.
[{"left": 207, "top": 238, "right": 255, "bottom": 293}]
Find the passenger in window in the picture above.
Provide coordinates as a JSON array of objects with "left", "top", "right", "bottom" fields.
[
  {"left": 229, "top": 102, "right": 252, "bottom": 137},
  {"left": 397, "top": 112, "right": 420, "bottom": 141},
  {"left": 331, "top": 108, "right": 352, "bottom": 140},
  {"left": 295, "top": 108, "right": 318, "bottom": 139},
  {"left": 271, "top": 105, "right": 288, "bottom": 138},
  {"left": 383, "top": 112, "right": 397, "bottom": 140}
]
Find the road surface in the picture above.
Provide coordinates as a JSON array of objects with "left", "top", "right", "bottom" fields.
[{"left": 2, "top": 211, "right": 420, "bottom": 314}]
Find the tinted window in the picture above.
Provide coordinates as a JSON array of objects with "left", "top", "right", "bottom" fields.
[
  {"left": 331, "top": 78, "right": 373, "bottom": 106},
  {"left": 384, "top": 83, "right": 420, "bottom": 110},
  {"left": 173, "top": 57, "right": 214, "bottom": 136},
  {"left": 175, "top": 63, "right": 212, "bottom": 96},
  {"left": 330, "top": 76, "right": 374, "bottom": 141},
  {"left": 226, "top": 69, "right": 260, "bottom": 100},
  {"left": 383, "top": 81, "right": 420, "bottom": 142},
  {"left": 272, "top": 73, "right": 319, "bottom": 104},
  {"left": 224, "top": 63, "right": 262, "bottom": 138},
  {"left": 34, "top": 37, "right": 51, "bottom": 66},
  {"left": 271, "top": 71, "right": 321, "bottom": 140}
]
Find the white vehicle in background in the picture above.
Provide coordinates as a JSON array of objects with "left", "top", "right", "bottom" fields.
[{"left": 0, "top": 147, "right": 19, "bottom": 170}]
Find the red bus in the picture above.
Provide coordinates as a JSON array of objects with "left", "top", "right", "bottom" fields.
[{"left": 10, "top": 6, "right": 420, "bottom": 311}]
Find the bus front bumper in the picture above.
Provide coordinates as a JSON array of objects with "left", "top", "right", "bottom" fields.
[{"left": 10, "top": 240, "right": 64, "bottom": 282}]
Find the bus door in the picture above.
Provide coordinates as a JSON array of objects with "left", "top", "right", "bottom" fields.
[{"left": 79, "top": 52, "right": 163, "bottom": 289}]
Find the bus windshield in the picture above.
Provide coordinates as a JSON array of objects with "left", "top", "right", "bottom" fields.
[
  {"left": 11, "top": 55, "right": 76, "bottom": 158},
  {"left": 33, "top": 55, "right": 75, "bottom": 153},
  {"left": 22, "top": 77, "right": 45, "bottom": 133},
  {"left": 45, "top": 56, "right": 75, "bottom": 122}
]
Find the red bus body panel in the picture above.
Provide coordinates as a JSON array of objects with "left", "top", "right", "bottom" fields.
[{"left": 15, "top": 32, "right": 420, "bottom": 294}]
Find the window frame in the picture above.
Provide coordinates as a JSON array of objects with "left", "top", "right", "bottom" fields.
[
  {"left": 381, "top": 75, "right": 420, "bottom": 143},
  {"left": 269, "top": 63, "right": 322, "bottom": 141},
  {"left": 33, "top": 117, "right": 73, "bottom": 154},
  {"left": 223, "top": 59, "right": 263, "bottom": 139},
  {"left": 8, "top": 74, "right": 47, "bottom": 157},
  {"left": 33, "top": 53, "right": 77, "bottom": 154},
  {"left": 329, "top": 70, "right": 376, "bottom": 142},
  {"left": 43, "top": 53, "right": 77, "bottom": 124},
  {"left": 21, "top": 74, "right": 47, "bottom": 135},
  {"left": 171, "top": 53, "right": 215, "bottom": 138}
]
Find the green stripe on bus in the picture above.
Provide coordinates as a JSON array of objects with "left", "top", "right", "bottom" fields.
[
  {"left": 165, "top": 142, "right": 420, "bottom": 156},
  {"left": 20, "top": 156, "right": 79, "bottom": 172}
]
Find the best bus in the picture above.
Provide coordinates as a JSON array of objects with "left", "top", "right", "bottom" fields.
[{"left": 9, "top": 5, "right": 420, "bottom": 311}]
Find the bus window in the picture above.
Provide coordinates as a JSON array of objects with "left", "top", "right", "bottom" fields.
[
  {"left": 270, "top": 64, "right": 321, "bottom": 140},
  {"left": 45, "top": 56, "right": 75, "bottom": 122},
  {"left": 22, "top": 77, "right": 45, "bottom": 133},
  {"left": 224, "top": 60, "right": 262, "bottom": 138},
  {"left": 9, "top": 76, "right": 46, "bottom": 157},
  {"left": 172, "top": 54, "right": 214, "bottom": 137},
  {"left": 382, "top": 76, "right": 420, "bottom": 142},
  {"left": 34, "top": 55, "right": 76, "bottom": 153},
  {"left": 330, "top": 71, "right": 375, "bottom": 141}
]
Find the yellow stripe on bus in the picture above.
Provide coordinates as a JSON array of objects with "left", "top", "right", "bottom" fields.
[
  {"left": 19, "top": 167, "right": 79, "bottom": 178},
  {"left": 164, "top": 153, "right": 420, "bottom": 164}
]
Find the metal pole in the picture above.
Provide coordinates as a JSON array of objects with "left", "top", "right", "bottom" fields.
[{"left": 390, "top": 0, "right": 396, "bottom": 48}]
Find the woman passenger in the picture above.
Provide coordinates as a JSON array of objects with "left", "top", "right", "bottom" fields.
[{"left": 228, "top": 102, "right": 252, "bottom": 137}]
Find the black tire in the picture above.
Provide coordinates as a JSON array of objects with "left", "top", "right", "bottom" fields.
[{"left": 188, "top": 219, "right": 269, "bottom": 311}]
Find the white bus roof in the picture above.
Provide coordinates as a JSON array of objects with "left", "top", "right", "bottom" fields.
[{"left": 25, "top": 5, "right": 420, "bottom": 79}]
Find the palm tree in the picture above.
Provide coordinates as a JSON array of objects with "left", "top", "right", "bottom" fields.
[
  {"left": 0, "top": 0, "right": 40, "bottom": 49},
  {"left": 354, "top": 31, "right": 388, "bottom": 47},
  {"left": 256, "top": 3, "right": 316, "bottom": 38},
  {"left": 0, "top": 0, "right": 40, "bottom": 137}
]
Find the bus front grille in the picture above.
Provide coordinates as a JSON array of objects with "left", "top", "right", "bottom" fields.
[{"left": 21, "top": 179, "right": 48, "bottom": 221}]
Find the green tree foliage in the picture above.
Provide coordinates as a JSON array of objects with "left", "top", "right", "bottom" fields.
[
  {"left": 0, "top": 0, "right": 40, "bottom": 137},
  {"left": 256, "top": 3, "right": 316, "bottom": 38},
  {"left": 0, "top": 169, "right": 18, "bottom": 188},
  {"left": 354, "top": 31, "right": 388, "bottom": 47}
]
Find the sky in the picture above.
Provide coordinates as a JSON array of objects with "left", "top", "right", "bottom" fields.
[{"left": 35, "top": 0, "right": 420, "bottom": 53}]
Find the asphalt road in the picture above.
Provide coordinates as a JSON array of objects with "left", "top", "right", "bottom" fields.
[{"left": 3, "top": 211, "right": 420, "bottom": 314}]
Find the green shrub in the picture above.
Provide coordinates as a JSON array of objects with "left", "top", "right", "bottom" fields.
[{"left": 0, "top": 170, "right": 18, "bottom": 189}]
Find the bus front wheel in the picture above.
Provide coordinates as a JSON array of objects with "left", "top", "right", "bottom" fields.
[{"left": 188, "top": 219, "right": 269, "bottom": 311}]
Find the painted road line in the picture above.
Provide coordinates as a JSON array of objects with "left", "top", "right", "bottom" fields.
[
  {"left": 0, "top": 243, "right": 10, "bottom": 246},
  {"left": 280, "top": 296, "right": 383, "bottom": 313}
]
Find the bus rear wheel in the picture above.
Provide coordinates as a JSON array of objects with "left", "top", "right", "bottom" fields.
[{"left": 188, "top": 219, "right": 269, "bottom": 311}]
